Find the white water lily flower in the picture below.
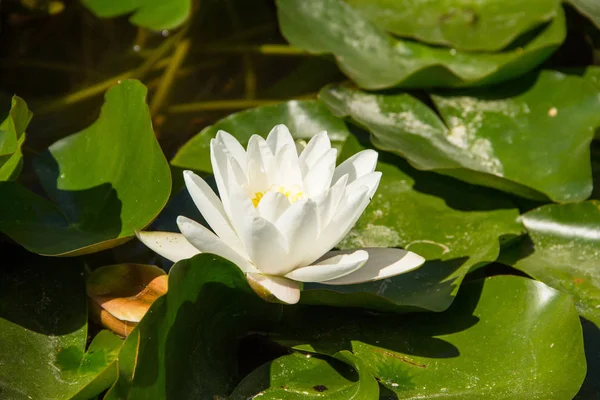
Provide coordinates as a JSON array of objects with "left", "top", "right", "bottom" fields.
[{"left": 137, "top": 125, "right": 425, "bottom": 304}]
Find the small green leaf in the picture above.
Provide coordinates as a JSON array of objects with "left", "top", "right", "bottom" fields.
[
  {"left": 321, "top": 70, "right": 600, "bottom": 202},
  {"left": 0, "top": 253, "right": 122, "bottom": 399},
  {"left": 105, "top": 254, "right": 282, "bottom": 399},
  {"left": 499, "top": 201, "right": 600, "bottom": 328},
  {"left": 81, "top": 0, "right": 191, "bottom": 31},
  {"left": 276, "top": 0, "right": 565, "bottom": 89},
  {"left": 0, "top": 80, "right": 171, "bottom": 256},
  {"left": 344, "top": 0, "right": 560, "bottom": 51},
  {"left": 0, "top": 96, "right": 32, "bottom": 181},
  {"left": 275, "top": 276, "right": 586, "bottom": 399},
  {"left": 231, "top": 351, "right": 379, "bottom": 399}
]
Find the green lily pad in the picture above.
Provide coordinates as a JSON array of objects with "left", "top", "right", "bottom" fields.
[
  {"left": 230, "top": 351, "right": 379, "bottom": 399},
  {"left": 499, "top": 201, "right": 600, "bottom": 328},
  {"left": 344, "top": 0, "right": 560, "bottom": 51},
  {"left": 579, "top": 66, "right": 600, "bottom": 88},
  {"left": 81, "top": 0, "right": 190, "bottom": 31},
  {"left": 0, "top": 80, "right": 171, "bottom": 256},
  {"left": 104, "top": 254, "right": 283, "bottom": 399},
  {"left": 575, "top": 66, "right": 600, "bottom": 140},
  {"left": 273, "top": 276, "right": 586, "bottom": 399},
  {"left": 170, "top": 100, "right": 522, "bottom": 313},
  {"left": 171, "top": 100, "right": 350, "bottom": 172},
  {"left": 568, "top": 0, "right": 600, "bottom": 28},
  {"left": 0, "top": 96, "right": 32, "bottom": 181},
  {"left": 592, "top": 142, "right": 600, "bottom": 199},
  {"left": 301, "top": 132, "right": 522, "bottom": 312},
  {"left": 276, "top": 0, "right": 565, "bottom": 89},
  {"left": 0, "top": 253, "right": 123, "bottom": 399},
  {"left": 321, "top": 70, "right": 600, "bottom": 202}
]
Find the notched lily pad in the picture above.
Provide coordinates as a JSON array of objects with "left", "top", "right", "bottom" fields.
[
  {"left": 276, "top": 0, "right": 566, "bottom": 89},
  {"left": 0, "top": 80, "right": 171, "bottom": 256},
  {"left": 321, "top": 70, "right": 600, "bottom": 202}
]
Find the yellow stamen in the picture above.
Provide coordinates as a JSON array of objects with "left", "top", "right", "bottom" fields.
[
  {"left": 252, "top": 185, "right": 304, "bottom": 208},
  {"left": 252, "top": 192, "right": 264, "bottom": 207}
]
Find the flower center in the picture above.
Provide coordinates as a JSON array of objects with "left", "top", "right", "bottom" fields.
[{"left": 252, "top": 185, "right": 305, "bottom": 207}]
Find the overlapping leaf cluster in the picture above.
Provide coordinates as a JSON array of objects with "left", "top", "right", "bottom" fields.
[{"left": 1, "top": 0, "right": 600, "bottom": 399}]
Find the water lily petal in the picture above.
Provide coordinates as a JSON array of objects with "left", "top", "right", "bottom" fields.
[
  {"left": 346, "top": 171, "right": 382, "bottom": 199},
  {"left": 210, "top": 139, "right": 247, "bottom": 217},
  {"left": 135, "top": 231, "right": 199, "bottom": 263},
  {"left": 320, "top": 248, "right": 425, "bottom": 285},
  {"left": 257, "top": 191, "right": 291, "bottom": 224},
  {"left": 240, "top": 216, "right": 289, "bottom": 275},
  {"left": 324, "top": 186, "right": 372, "bottom": 243},
  {"left": 302, "top": 186, "right": 371, "bottom": 266},
  {"left": 332, "top": 149, "right": 378, "bottom": 184},
  {"left": 177, "top": 216, "right": 258, "bottom": 273},
  {"left": 246, "top": 273, "right": 301, "bottom": 304},
  {"left": 222, "top": 157, "right": 258, "bottom": 237},
  {"left": 285, "top": 249, "right": 368, "bottom": 282},
  {"left": 303, "top": 148, "right": 337, "bottom": 198},
  {"left": 276, "top": 199, "right": 319, "bottom": 272},
  {"left": 246, "top": 134, "right": 274, "bottom": 194},
  {"left": 274, "top": 144, "right": 303, "bottom": 188},
  {"left": 183, "top": 170, "right": 247, "bottom": 257},
  {"left": 215, "top": 130, "right": 247, "bottom": 169},
  {"left": 298, "top": 130, "right": 330, "bottom": 177},
  {"left": 314, "top": 174, "right": 348, "bottom": 229},
  {"left": 266, "top": 124, "right": 295, "bottom": 155}
]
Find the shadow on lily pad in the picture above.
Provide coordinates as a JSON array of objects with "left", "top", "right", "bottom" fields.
[
  {"left": 574, "top": 318, "right": 600, "bottom": 399},
  {"left": 0, "top": 247, "right": 86, "bottom": 336},
  {"left": 273, "top": 278, "right": 484, "bottom": 360},
  {"left": 0, "top": 152, "right": 124, "bottom": 256},
  {"left": 301, "top": 256, "right": 468, "bottom": 313}
]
